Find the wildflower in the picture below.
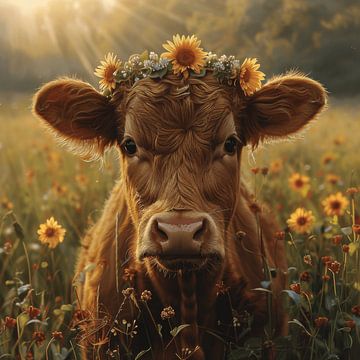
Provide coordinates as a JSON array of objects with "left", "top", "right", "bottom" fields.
[
  {"left": 25, "top": 352, "right": 34, "bottom": 360},
  {"left": 275, "top": 231, "right": 285, "bottom": 241},
  {"left": 122, "top": 268, "right": 136, "bottom": 282},
  {"left": 269, "top": 159, "right": 283, "bottom": 174},
  {"left": 288, "top": 173, "right": 310, "bottom": 192},
  {"left": 352, "top": 224, "right": 360, "bottom": 235},
  {"left": 4, "top": 316, "right": 16, "bottom": 329},
  {"left": 332, "top": 235, "right": 343, "bottom": 245},
  {"left": 322, "top": 192, "right": 349, "bottom": 217},
  {"left": 3, "top": 241, "right": 13, "bottom": 254},
  {"left": 322, "top": 275, "right": 330, "bottom": 281},
  {"left": 122, "top": 287, "right": 135, "bottom": 298},
  {"left": 314, "top": 316, "right": 329, "bottom": 328},
  {"left": 345, "top": 320, "right": 356, "bottom": 329},
  {"left": 140, "top": 290, "right": 152, "bottom": 302},
  {"left": 52, "top": 331, "right": 64, "bottom": 341},
  {"left": 342, "top": 245, "right": 350, "bottom": 253},
  {"left": 215, "top": 281, "right": 230, "bottom": 296},
  {"left": 75, "top": 174, "right": 88, "bottom": 187},
  {"left": 346, "top": 187, "right": 359, "bottom": 196},
  {"left": 351, "top": 305, "right": 360, "bottom": 317},
  {"left": 333, "top": 135, "right": 345, "bottom": 145},
  {"left": 289, "top": 283, "right": 301, "bottom": 294},
  {"left": 261, "top": 167, "right": 269, "bottom": 176},
  {"left": 161, "top": 306, "right": 175, "bottom": 320},
  {"left": 287, "top": 208, "right": 315, "bottom": 234},
  {"left": 321, "top": 256, "right": 333, "bottom": 265},
  {"left": 251, "top": 167, "right": 260, "bottom": 174},
  {"left": 300, "top": 271, "right": 311, "bottom": 282},
  {"left": 94, "top": 52, "right": 121, "bottom": 91},
  {"left": 322, "top": 153, "right": 336, "bottom": 165},
  {"left": 51, "top": 182, "right": 68, "bottom": 196},
  {"left": 328, "top": 261, "right": 341, "bottom": 274},
  {"left": 32, "top": 331, "right": 46, "bottom": 345},
  {"left": 162, "top": 34, "right": 207, "bottom": 76},
  {"left": 303, "top": 255, "right": 312, "bottom": 265},
  {"left": 239, "top": 58, "right": 265, "bottom": 96},
  {"left": 326, "top": 174, "right": 340, "bottom": 185},
  {"left": 27, "top": 306, "right": 41, "bottom": 319},
  {"left": 37, "top": 217, "right": 66, "bottom": 249},
  {"left": 0, "top": 197, "right": 13, "bottom": 210}
]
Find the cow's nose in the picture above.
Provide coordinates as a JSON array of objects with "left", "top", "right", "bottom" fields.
[{"left": 152, "top": 212, "right": 207, "bottom": 257}]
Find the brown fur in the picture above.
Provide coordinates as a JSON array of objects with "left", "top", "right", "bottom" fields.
[{"left": 33, "top": 72, "right": 326, "bottom": 359}]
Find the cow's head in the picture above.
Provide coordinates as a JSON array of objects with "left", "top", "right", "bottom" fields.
[{"left": 33, "top": 72, "right": 326, "bottom": 273}]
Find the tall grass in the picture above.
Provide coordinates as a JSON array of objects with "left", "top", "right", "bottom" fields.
[{"left": 0, "top": 96, "right": 359, "bottom": 359}]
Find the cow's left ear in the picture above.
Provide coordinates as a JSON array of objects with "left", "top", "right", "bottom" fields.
[
  {"left": 33, "top": 78, "right": 120, "bottom": 159},
  {"left": 243, "top": 73, "right": 327, "bottom": 145}
]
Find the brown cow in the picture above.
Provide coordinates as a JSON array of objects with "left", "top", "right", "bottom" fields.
[{"left": 33, "top": 71, "right": 326, "bottom": 359}]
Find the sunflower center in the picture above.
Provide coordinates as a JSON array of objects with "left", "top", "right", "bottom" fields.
[
  {"left": 176, "top": 48, "right": 196, "bottom": 67},
  {"left": 295, "top": 179, "right": 304, "bottom": 188},
  {"left": 296, "top": 216, "right": 307, "bottom": 226},
  {"left": 330, "top": 200, "right": 341, "bottom": 210},
  {"left": 104, "top": 65, "right": 116, "bottom": 82},
  {"left": 45, "top": 227, "right": 55, "bottom": 237}
]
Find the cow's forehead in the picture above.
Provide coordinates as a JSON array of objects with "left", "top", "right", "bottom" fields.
[{"left": 124, "top": 110, "right": 236, "bottom": 151}]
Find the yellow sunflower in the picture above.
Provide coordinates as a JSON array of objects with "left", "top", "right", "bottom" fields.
[
  {"left": 322, "top": 192, "right": 349, "bottom": 217},
  {"left": 288, "top": 173, "right": 310, "bottom": 192},
  {"left": 37, "top": 217, "right": 66, "bottom": 249},
  {"left": 239, "top": 58, "right": 265, "bottom": 96},
  {"left": 287, "top": 208, "right": 315, "bottom": 234},
  {"left": 162, "top": 34, "right": 207, "bottom": 76},
  {"left": 94, "top": 52, "right": 121, "bottom": 91}
]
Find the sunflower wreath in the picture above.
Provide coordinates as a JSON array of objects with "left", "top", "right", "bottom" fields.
[{"left": 94, "top": 34, "right": 265, "bottom": 97}]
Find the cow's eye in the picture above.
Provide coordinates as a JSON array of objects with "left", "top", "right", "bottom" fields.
[
  {"left": 224, "top": 136, "right": 238, "bottom": 155},
  {"left": 122, "top": 138, "right": 137, "bottom": 156}
]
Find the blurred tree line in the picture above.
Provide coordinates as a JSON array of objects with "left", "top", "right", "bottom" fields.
[{"left": 0, "top": 0, "right": 359, "bottom": 96}]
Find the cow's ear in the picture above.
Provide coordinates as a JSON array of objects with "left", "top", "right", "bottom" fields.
[
  {"left": 243, "top": 73, "right": 327, "bottom": 146},
  {"left": 33, "top": 78, "right": 118, "bottom": 159}
]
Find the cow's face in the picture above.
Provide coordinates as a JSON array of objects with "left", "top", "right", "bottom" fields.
[
  {"left": 120, "top": 75, "right": 241, "bottom": 271},
  {"left": 33, "top": 72, "right": 326, "bottom": 273}
]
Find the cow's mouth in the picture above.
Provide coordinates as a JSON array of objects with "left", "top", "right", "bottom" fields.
[{"left": 142, "top": 253, "right": 222, "bottom": 272}]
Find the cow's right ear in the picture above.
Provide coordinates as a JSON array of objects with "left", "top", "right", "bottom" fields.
[{"left": 33, "top": 78, "right": 118, "bottom": 158}]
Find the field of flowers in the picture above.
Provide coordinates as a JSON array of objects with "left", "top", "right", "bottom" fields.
[{"left": 0, "top": 96, "right": 359, "bottom": 359}]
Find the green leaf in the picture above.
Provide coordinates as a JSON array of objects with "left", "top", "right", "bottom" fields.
[
  {"left": 149, "top": 67, "right": 168, "bottom": 79},
  {"left": 13, "top": 222, "right": 24, "bottom": 240},
  {"left": 139, "top": 50, "right": 149, "bottom": 61},
  {"left": 27, "top": 319, "right": 48, "bottom": 326},
  {"left": 170, "top": 324, "right": 190, "bottom": 337},
  {"left": 135, "top": 347, "right": 151, "bottom": 360},
  {"left": 282, "top": 290, "right": 301, "bottom": 305},
  {"left": 60, "top": 304, "right": 73, "bottom": 312},
  {"left": 189, "top": 68, "right": 207, "bottom": 78},
  {"left": 288, "top": 319, "right": 312, "bottom": 336},
  {"left": 17, "top": 313, "right": 29, "bottom": 333},
  {"left": 341, "top": 227, "right": 352, "bottom": 235},
  {"left": 260, "top": 280, "right": 271, "bottom": 289},
  {"left": 157, "top": 324, "right": 163, "bottom": 338},
  {"left": 17, "top": 284, "right": 31, "bottom": 296},
  {"left": 251, "top": 287, "right": 272, "bottom": 294}
]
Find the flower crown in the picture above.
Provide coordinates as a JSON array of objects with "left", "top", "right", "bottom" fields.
[{"left": 94, "top": 34, "right": 265, "bottom": 97}]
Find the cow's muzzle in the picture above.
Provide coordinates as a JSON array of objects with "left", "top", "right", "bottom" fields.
[{"left": 139, "top": 210, "right": 223, "bottom": 271}]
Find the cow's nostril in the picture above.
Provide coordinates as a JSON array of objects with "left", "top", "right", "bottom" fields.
[
  {"left": 193, "top": 220, "right": 206, "bottom": 241},
  {"left": 156, "top": 221, "right": 168, "bottom": 241}
]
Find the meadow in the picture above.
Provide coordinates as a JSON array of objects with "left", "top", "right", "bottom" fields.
[{"left": 0, "top": 95, "right": 359, "bottom": 359}]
